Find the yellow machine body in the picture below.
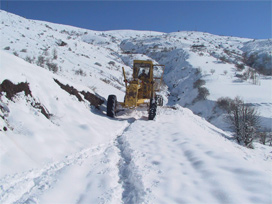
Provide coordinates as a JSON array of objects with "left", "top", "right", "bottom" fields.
[{"left": 120, "top": 60, "right": 165, "bottom": 109}]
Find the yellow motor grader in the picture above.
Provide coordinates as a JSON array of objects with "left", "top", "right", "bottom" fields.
[{"left": 107, "top": 60, "right": 165, "bottom": 120}]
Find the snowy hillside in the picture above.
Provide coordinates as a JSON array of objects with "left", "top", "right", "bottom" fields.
[
  {"left": 120, "top": 32, "right": 272, "bottom": 131},
  {"left": 0, "top": 10, "right": 272, "bottom": 204},
  {"left": 1, "top": 10, "right": 271, "bottom": 131},
  {"left": 241, "top": 39, "right": 272, "bottom": 73}
]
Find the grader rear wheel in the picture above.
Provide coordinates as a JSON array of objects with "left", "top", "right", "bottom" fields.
[{"left": 155, "top": 95, "right": 163, "bottom": 106}]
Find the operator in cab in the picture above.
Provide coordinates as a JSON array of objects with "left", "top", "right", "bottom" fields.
[{"left": 139, "top": 69, "right": 148, "bottom": 81}]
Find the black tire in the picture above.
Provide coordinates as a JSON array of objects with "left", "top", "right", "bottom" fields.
[
  {"left": 107, "top": 95, "right": 117, "bottom": 118},
  {"left": 148, "top": 98, "right": 157, "bottom": 120},
  {"left": 155, "top": 95, "right": 163, "bottom": 106}
]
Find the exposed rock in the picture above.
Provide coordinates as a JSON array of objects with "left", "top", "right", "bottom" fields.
[
  {"left": 54, "top": 79, "right": 104, "bottom": 108},
  {"left": 54, "top": 79, "right": 83, "bottom": 101},
  {"left": 0, "top": 79, "right": 50, "bottom": 119},
  {"left": 80, "top": 91, "right": 104, "bottom": 108},
  {"left": 0, "top": 79, "right": 32, "bottom": 100}
]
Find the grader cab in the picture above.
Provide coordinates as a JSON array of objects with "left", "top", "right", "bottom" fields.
[{"left": 107, "top": 60, "right": 164, "bottom": 120}]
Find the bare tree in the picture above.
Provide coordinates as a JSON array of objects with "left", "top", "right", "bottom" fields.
[
  {"left": 259, "top": 132, "right": 267, "bottom": 145},
  {"left": 226, "top": 97, "right": 259, "bottom": 148}
]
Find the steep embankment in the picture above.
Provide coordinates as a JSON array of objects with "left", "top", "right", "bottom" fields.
[{"left": 0, "top": 50, "right": 128, "bottom": 177}]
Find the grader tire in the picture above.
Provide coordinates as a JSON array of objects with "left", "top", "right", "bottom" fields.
[
  {"left": 107, "top": 95, "right": 117, "bottom": 118},
  {"left": 148, "top": 98, "right": 157, "bottom": 120}
]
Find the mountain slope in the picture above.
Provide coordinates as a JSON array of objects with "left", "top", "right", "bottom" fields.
[
  {"left": 1, "top": 10, "right": 271, "bottom": 132},
  {"left": 120, "top": 32, "right": 272, "bottom": 130}
]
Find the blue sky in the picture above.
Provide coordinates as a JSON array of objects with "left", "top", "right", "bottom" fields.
[{"left": 1, "top": 1, "right": 271, "bottom": 39}]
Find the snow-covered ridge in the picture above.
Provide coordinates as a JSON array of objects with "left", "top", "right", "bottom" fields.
[{"left": 241, "top": 39, "right": 272, "bottom": 72}]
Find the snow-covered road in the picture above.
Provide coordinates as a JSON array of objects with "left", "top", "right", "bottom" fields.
[
  {"left": 0, "top": 142, "right": 122, "bottom": 204},
  {"left": 121, "top": 107, "right": 272, "bottom": 204},
  {"left": 1, "top": 107, "right": 271, "bottom": 204}
]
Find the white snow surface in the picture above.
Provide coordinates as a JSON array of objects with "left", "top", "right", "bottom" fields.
[{"left": 0, "top": 10, "right": 272, "bottom": 204}]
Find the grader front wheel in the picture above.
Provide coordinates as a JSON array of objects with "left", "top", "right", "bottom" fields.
[
  {"left": 148, "top": 98, "right": 157, "bottom": 120},
  {"left": 107, "top": 95, "right": 117, "bottom": 118}
]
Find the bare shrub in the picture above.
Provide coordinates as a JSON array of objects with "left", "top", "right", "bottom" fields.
[
  {"left": 242, "top": 68, "right": 260, "bottom": 84},
  {"left": 193, "top": 79, "right": 205, "bottom": 88},
  {"left": 259, "top": 132, "right": 271, "bottom": 145},
  {"left": 89, "top": 86, "right": 97, "bottom": 92},
  {"left": 243, "top": 52, "right": 257, "bottom": 67},
  {"left": 235, "top": 63, "right": 245, "bottom": 70},
  {"left": 46, "top": 62, "right": 58, "bottom": 73},
  {"left": 52, "top": 48, "right": 58, "bottom": 60},
  {"left": 75, "top": 69, "right": 86, "bottom": 76},
  {"left": 37, "top": 55, "right": 45, "bottom": 67},
  {"left": 101, "top": 78, "right": 111, "bottom": 84},
  {"left": 108, "top": 61, "right": 115, "bottom": 66},
  {"left": 219, "top": 56, "right": 229, "bottom": 63},
  {"left": 56, "top": 39, "right": 67, "bottom": 46},
  {"left": 197, "top": 87, "right": 210, "bottom": 100},
  {"left": 43, "top": 50, "right": 49, "bottom": 56},
  {"left": 25, "top": 56, "right": 33, "bottom": 63},
  {"left": 217, "top": 97, "right": 232, "bottom": 111},
  {"left": 210, "top": 69, "right": 215, "bottom": 75},
  {"left": 95, "top": 62, "right": 102, "bottom": 67},
  {"left": 195, "top": 67, "right": 202, "bottom": 75},
  {"left": 45, "top": 24, "right": 52, "bottom": 30}
]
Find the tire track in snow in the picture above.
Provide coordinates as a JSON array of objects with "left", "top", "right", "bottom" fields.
[
  {"left": 116, "top": 118, "right": 146, "bottom": 204},
  {"left": 0, "top": 144, "right": 107, "bottom": 204}
]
